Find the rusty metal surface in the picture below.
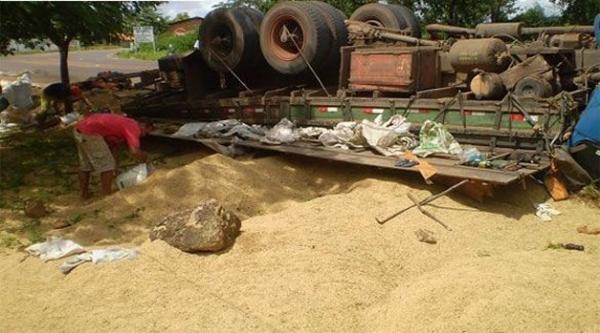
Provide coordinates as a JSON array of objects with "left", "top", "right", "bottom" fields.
[
  {"left": 500, "top": 54, "right": 552, "bottom": 89},
  {"left": 349, "top": 47, "right": 438, "bottom": 92},
  {"left": 448, "top": 38, "right": 510, "bottom": 73}
]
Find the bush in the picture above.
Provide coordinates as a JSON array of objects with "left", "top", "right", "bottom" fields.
[
  {"left": 156, "top": 32, "right": 197, "bottom": 54},
  {"left": 117, "top": 31, "right": 197, "bottom": 60}
]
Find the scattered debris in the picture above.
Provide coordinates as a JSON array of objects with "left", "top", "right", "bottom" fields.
[
  {"left": 547, "top": 242, "right": 585, "bottom": 251},
  {"left": 24, "top": 200, "right": 48, "bottom": 218},
  {"left": 25, "top": 238, "right": 85, "bottom": 261},
  {"left": 412, "top": 120, "right": 463, "bottom": 157},
  {"left": 150, "top": 199, "right": 241, "bottom": 252},
  {"left": 577, "top": 225, "right": 600, "bottom": 235},
  {"left": 60, "top": 248, "right": 138, "bottom": 274},
  {"left": 415, "top": 229, "right": 437, "bottom": 244},
  {"left": 535, "top": 203, "right": 561, "bottom": 222}
]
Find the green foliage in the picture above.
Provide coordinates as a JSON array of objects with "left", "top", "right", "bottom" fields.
[
  {"left": 0, "top": 232, "right": 23, "bottom": 249},
  {"left": 551, "top": 0, "right": 600, "bottom": 25},
  {"left": 212, "top": 0, "right": 518, "bottom": 26},
  {"left": 117, "top": 31, "right": 196, "bottom": 60},
  {"left": 512, "top": 3, "right": 561, "bottom": 27},
  {"left": 0, "top": 2, "right": 157, "bottom": 54},
  {"left": 171, "top": 12, "right": 191, "bottom": 22},
  {"left": 126, "top": 5, "right": 169, "bottom": 36}
]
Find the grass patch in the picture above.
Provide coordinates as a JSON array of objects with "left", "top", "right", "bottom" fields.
[
  {"left": 116, "top": 32, "right": 196, "bottom": 60},
  {"left": 0, "top": 232, "right": 23, "bottom": 249},
  {"left": 21, "top": 219, "right": 43, "bottom": 244},
  {"left": 580, "top": 180, "right": 600, "bottom": 204},
  {"left": 117, "top": 49, "right": 168, "bottom": 61}
]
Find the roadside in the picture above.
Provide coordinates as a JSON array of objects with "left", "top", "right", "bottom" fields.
[
  {"left": 0, "top": 49, "right": 156, "bottom": 84},
  {"left": 116, "top": 32, "right": 196, "bottom": 61}
]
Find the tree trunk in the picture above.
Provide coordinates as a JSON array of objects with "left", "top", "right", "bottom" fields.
[{"left": 58, "top": 40, "right": 73, "bottom": 113}]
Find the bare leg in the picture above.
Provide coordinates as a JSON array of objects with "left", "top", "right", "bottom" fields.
[
  {"left": 100, "top": 170, "right": 115, "bottom": 196},
  {"left": 79, "top": 171, "right": 91, "bottom": 199}
]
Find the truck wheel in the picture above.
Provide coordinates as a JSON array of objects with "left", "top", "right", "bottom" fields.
[
  {"left": 200, "top": 7, "right": 264, "bottom": 73},
  {"left": 349, "top": 3, "right": 407, "bottom": 30},
  {"left": 260, "top": 1, "right": 332, "bottom": 74},
  {"left": 514, "top": 76, "right": 553, "bottom": 98},
  {"left": 309, "top": 1, "right": 347, "bottom": 69},
  {"left": 388, "top": 5, "right": 421, "bottom": 38}
]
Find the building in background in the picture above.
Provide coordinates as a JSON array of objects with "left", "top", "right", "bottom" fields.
[{"left": 167, "top": 17, "right": 203, "bottom": 36}]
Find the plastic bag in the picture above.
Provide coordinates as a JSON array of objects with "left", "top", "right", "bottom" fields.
[
  {"left": 1, "top": 72, "right": 33, "bottom": 110},
  {"left": 412, "top": 120, "right": 463, "bottom": 157},
  {"left": 261, "top": 118, "right": 299, "bottom": 144},
  {"left": 116, "top": 163, "right": 151, "bottom": 190}
]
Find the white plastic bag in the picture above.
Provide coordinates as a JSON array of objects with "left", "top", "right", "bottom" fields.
[
  {"left": 2, "top": 72, "right": 33, "bottom": 110},
  {"left": 116, "top": 163, "right": 151, "bottom": 190}
]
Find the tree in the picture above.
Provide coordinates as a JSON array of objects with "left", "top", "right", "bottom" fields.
[
  {"left": 126, "top": 5, "right": 169, "bottom": 35},
  {"left": 550, "top": 0, "right": 600, "bottom": 25},
  {"left": 0, "top": 2, "right": 157, "bottom": 112},
  {"left": 512, "top": 3, "right": 561, "bottom": 27},
  {"left": 171, "top": 12, "right": 191, "bottom": 22}
]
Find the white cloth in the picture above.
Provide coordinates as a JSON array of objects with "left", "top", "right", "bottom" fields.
[
  {"left": 26, "top": 238, "right": 86, "bottom": 261},
  {"left": 59, "top": 248, "right": 138, "bottom": 274}
]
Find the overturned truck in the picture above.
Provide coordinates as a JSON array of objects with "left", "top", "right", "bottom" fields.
[{"left": 124, "top": 2, "right": 600, "bottom": 197}]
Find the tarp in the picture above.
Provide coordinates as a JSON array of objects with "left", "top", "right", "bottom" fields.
[
  {"left": 595, "top": 14, "right": 600, "bottom": 46},
  {"left": 570, "top": 85, "right": 600, "bottom": 146}
]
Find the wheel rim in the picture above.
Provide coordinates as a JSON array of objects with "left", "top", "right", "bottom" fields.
[{"left": 270, "top": 16, "right": 304, "bottom": 61}]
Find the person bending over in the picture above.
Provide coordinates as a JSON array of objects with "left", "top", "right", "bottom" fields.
[{"left": 74, "top": 113, "right": 151, "bottom": 199}]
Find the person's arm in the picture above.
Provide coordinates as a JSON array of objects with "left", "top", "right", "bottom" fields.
[{"left": 129, "top": 146, "right": 147, "bottom": 163}]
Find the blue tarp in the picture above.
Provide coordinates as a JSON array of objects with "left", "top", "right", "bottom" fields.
[
  {"left": 595, "top": 14, "right": 600, "bottom": 46},
  {"left": 571, "top": 85, "right": 600, "bottom": 146}
]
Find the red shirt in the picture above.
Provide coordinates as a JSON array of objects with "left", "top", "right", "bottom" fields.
[{"left": 76, "top": 113, "right": 142, "bottom": 149}]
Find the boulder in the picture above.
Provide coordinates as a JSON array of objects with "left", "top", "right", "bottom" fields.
[{"left": 150, "top": 199, "right": 241, "bottom": 252}]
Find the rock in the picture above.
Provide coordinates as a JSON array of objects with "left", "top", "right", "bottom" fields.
[
  {"left": 24, "top": 200, "right": 48, "bottom": 218},
  {"left": 415, "top": 229, "right": 437, "bottom": 244},
  {"left": 150, "top": 199, "right": 241, "bottom": 252}
]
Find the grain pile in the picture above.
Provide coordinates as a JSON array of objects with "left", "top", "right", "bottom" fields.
[
  {"left": 51, "top": 154, "right": 372, "bottom": 245},
  {"left": 1, "top": 153, "right": 599, "bottom": 332}
]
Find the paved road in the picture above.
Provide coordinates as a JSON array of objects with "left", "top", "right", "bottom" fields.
[{"left": 0, "top": 49, "right": 157, "bottom": 84}]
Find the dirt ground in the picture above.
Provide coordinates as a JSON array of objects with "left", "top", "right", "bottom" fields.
[{"left": 1, "top": 127, "right": 599, "bottom": 332}]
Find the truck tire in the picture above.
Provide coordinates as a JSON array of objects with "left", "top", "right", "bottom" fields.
[
  {"left": 200, "top": 7, "right": 264, "bottom": 73},
  {"left": 260, "top": 1, "right": 332, "bottom": 74},
  {"left": 309, "top": 1, "right": 347, "bottom": 70},
  {"left": 388, "top": 5, "right": 421, "bottom": 38},
  {"left": 349, "top": 3, "right": 407, "bottom": 30},
  {"left": 514, "top": 76, "right": 553, "bottom": 98}
]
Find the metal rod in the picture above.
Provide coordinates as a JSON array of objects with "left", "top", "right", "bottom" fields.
[
  {"left": 522, "top": 25, "right": 593, "bottom": 35},
  {"left": 209, "top": 49, "right": 252, "bottom": 93},
  {"left": 376, "top": 179, "right": 469, "bottom": 224},
  {"left": 283, "top": 26, "right": 331, "bottom": 97},
  {"left": 408, "top": 193, "right": 452, "bottom": 231}
]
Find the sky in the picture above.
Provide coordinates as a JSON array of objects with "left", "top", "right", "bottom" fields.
[{"left": 158, "top": 0, "right": 562, "bottom": 19}]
